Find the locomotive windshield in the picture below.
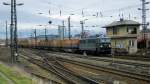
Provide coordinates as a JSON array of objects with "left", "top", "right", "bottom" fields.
[
  {"left": 99, "top": 38, "right": 111, "bottom": 48},
  {"left": 100, "top": 38, "right": 111, "bottom": 43}
]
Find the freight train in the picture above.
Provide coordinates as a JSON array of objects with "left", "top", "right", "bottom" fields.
[{"left": 18, "top": 37, "right": 111, "bottom": 55}]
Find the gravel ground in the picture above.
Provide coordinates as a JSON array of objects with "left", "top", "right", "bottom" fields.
[
  {"left": 0, "top": 47, "right": 11, "bottom": 63},
  {"left": 0, "top": 47, "right": 69, "bottom": 84}
]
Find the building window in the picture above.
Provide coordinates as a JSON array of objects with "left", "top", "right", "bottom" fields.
[
  {"left": 127, "top": 27, "right": 137, "bottom": 34},
  {"left": 132, "top": 28, "right": 137, "bottom": 34},
  {"left": 113, "top": 27, "right": 117, "bottom": 35},
  {"left": 129, "top": 40, "right": 134, "bottom": 47},
  {"left": 127, "top": 27, "right": 129, "bottom": 32}
]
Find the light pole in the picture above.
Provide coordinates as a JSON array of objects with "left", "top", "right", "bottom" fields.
[
  {"left": 38, "top": 12, "right": 52, "bottom": 41},
  {"left": 3, "top": 1, "right": 24, "bottom": 63},
  {"left": 43, "top": 25, "right": 48, "bottom": 41},
  {"left": 35, "top": 25, "right": 43, "bottom": 44},
  {"left": 37, "top": 25, "right": 48, "bottom": 41}
]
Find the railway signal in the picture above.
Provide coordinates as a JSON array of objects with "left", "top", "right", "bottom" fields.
[{"left": 48, "top": 21, "right": 52, "bottom": 24}]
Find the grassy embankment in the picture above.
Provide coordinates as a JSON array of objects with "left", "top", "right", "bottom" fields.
[
  {"left": 0, "top": 63, "right": 32, "bottom": 84},
  {"left": 0, "top": 75, "right": 8, "bottom": 84}
]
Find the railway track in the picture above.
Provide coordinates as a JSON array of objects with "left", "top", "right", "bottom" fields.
[
  {"left": 111, "top": 55, "right": 150, "bottom": 62},
  {"left": 38, "top": 48, "right": 150, "bottom": 61},
  {"left": 20, "top": 52, "right": 74, "bottom": 84},
  {"left": 21, "top": 48, "right": 150, "bottom": 63},
  {"left": 55, "top": 57, "right": 150, "bottom": 82},
  {"left": 26, "top": 49, "right": 150, "bottom": 68},
  {"left": 45, "top": 53, "right": 150, "bottom": 81},
  {"left": 20, "top": 54, "right": 66, "bottom": 84},
  {"left": 20, "top": 49, "right": 150, "bottom": 84},
  {"left": 40, "top": 53, "right": 99, "bottom": 84},
  {"left": 20, "top": 49, "right": 100, "bottom": 84}
]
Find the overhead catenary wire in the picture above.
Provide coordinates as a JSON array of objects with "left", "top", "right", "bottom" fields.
[
  {"left": 16, "top": 0, "right": 150, "bottom": 38},
  {"left": 38, "top": 0, "right": 142, "bottom": 19}
]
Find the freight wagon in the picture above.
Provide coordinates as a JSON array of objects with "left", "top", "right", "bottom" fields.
[{"left": 18, "top": 37, "right": 111, "bottom": 55}]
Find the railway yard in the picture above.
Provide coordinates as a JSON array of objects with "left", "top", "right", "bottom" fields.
[
  {"left": 1, "top": 0, "right": 150, "bottom": 84},
  {"left": 0, "top": 47, "right": 146, "bottom": 84},
  {"left": 20, "top": 48, "right": 150, "bottom": 84}
]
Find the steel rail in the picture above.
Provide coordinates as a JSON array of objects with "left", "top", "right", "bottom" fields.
[
  {"left": 56, "top": 57, "right": 150, "bottom": 82},
  {"left": 20, "top": 50, "right": 99, "bottom": 84}
]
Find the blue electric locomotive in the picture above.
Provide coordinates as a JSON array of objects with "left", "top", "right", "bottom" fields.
[{"left": 79, "top": 37, "right": 111, "bottom": 54}]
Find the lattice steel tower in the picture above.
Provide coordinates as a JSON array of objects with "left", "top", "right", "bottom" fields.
[
  {"left": 10, "top": 0, "right": 15, "bottom": 63},
  {"left": 11, "top": 0, "right": 22, "bottom": 63}
]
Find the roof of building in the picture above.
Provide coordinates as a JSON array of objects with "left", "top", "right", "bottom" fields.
[{"left": 103, "top": 19, "right": 140, "bottom": 28}]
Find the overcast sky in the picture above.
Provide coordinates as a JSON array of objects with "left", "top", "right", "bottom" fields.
[{"left": 0, "top": 0, "right": 150, "bottom": 38}]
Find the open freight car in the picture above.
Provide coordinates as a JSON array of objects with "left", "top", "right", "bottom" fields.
[{"left": 18, "top": 37, "right": 111, "bottom": 55}]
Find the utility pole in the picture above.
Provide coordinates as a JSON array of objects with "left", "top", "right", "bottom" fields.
[
  {"left": 68, "top": 16, "right": 71, "bottom": 39},
  {"left": 80, "top": 21, "right": 84, "bottom": 39},
  {"left": 34, "top": 29, "right": 37, "bottom": 43},
  {"left": 58, "top": 25, "right": 61, "bottom": 39},
  {"left": 62, "top": 20, "right": 65, "bottom": 39},
  {"left": 138, "top": 0, "right": 149, "bottom": 52},
  {"left": 5, "top": 21, "right": 8, "bottom": 47},
  {"left": 44, "top": 28, "right": 48, "bottom": 41},
  {"left": 33, "top": 29, "right": 37, "bottom": 48},
  {"left": 30, "top": 33, "right": 33, "bottom": 40},
  {"left": 80, "top": 19, "right": 88, "bottom": 39}
]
